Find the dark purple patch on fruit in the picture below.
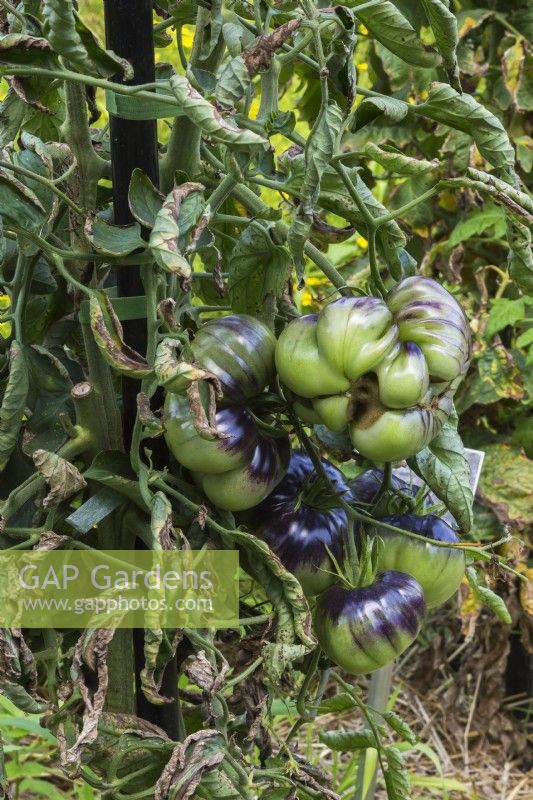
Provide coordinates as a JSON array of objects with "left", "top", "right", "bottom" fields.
[
  {"left": 319, "top": 571, "right": 426, "bottom": 637},
  {"left": 243, "top": 451, "right": 354, "bottom": 574},
  {"left": 379, "top": 514, "right": 460, "bottom": 544},
  {"left": 214, "top": 406, "right": 258, "bottom": 458},
  {"left": 403, "top": 341, "right": 423, "bottom": 356},
  {"left": 246, "top": 432, "right": 291, "bottom": 487},
  {"left": 349, "top": 469, "right": 411, "bottom": 506},
  {"left": 331, "top": 296, "right": 383, "bottom": 311}
]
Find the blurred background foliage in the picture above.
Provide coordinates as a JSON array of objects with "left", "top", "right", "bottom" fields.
[{"left": 0, "top": 0, "right": 531, "bottom": 798}]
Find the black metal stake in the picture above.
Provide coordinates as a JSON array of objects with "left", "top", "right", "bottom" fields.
[{"left": 103, "top": 0, "right": 179, "bottom": 738}]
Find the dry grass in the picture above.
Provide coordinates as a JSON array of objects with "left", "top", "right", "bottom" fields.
[{"left": 279, "top": 599, "right": 532, "bottom": 800}]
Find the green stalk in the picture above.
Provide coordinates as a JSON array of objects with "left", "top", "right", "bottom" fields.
[
  {"left": 0, "top": 160, "right": 84, "bottom": 217},
  {"left": 0, "top": 428, "right": 92, "bottom": 524},
  {"left": 159, "top": 7, "right": 224, "bottom": 191},
  {"left": 333, "top": 672, "right": 390, "bottom": 795},
  {"left": 355, "top": 663, "right": 395, "bottom": 800}
]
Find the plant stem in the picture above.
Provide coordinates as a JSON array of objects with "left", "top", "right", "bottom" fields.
[
  {"left": 61, "top": 81, "right": 106, "bottom": 256},
  {"left": 0, "top": 160, "right": 84, "bottom": 217},
  {"left": 159, "top": 6, "right": 223, "bottom": 190},
  {"left": 10, "top": 251, "right": 35, "bottom": 341},
  {"left": 367, "top": 228, "right": 387, "bottom": 296},
  {"left": 0, "top": 429, "right": 92, "bottom": 523},
  {"left": 355, "top": 662, "right": 395, "bottom": 800},
  {"left": 0, "top": 0, "right": 24, "bottom": 23},
  {"left": 332, "top": 671, "right": 389, "bottom": 798}
]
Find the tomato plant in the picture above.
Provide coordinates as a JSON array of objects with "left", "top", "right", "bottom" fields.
[{"left": 0, "top": 1, "right": 530, "bottom": 799}]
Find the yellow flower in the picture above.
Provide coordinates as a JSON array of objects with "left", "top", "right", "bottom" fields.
[
  {"left": 181, "top": 26, "right": 195, "bottom": 49},
  {"left": 357, "top": 62, "right": 368, "bottom": 71},
  {"left": 306, "top": 275, "right": 328, "bottom": 286},
  {"left": 357, "top": 235, "right": 368, "bottom": 249},
  {"left": 439, "top": 190, "right": 457, "bottom": 212},
  {"left": 0, "top": 294, "right": 11, "bottom": 339},
  {"left": 358, "top": 24, "right": 369, "bottom": 35},
  {"left": 249, "top": 97, "right": 261, "bottom": 119},
  {"left": 459, "top": 16, "right": 478, "bottom": 38},
  {"left": 300, "top": 289, "right": 314, "bottom": 307}
]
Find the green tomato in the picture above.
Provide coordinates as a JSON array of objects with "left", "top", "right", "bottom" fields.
[
  {"left": 276, "top": 278, "right": 471, "bottom": 462},
  {"left": 170, "top": 314, "right": 277, "bottom": 401},
  {"left": 349, "top": 389, "right": 453, "bottom": 462},
  {"left": 315, "top": 572, "right": 426, "bottom": 675},
  {"left": 370, "top": 514, "right": 466, "bottom": 608}
]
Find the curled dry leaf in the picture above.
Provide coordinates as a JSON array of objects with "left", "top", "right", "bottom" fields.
[
  {"left": 137, "top": 392, "right": 164, "bottom": 437},
  {"left": 242, "top": 19, "right": 301, "bottom": 75},
  {"left": 157, "top": 298, "right": 179, "bottom": 330},
  {"left": 184, "top": 650, "right": 230, "bottom": 698},
  {"left": 32, "top": 449, "right": 87, "bottom": 508},
  {"left": 154, "top": 729, "right": 225, "bottom": 800},
  {"left": 33, "top": 530, "right": 68, "bottom": 550},
  {"left": 89, "top": 292, "right": 152, "bottom": 378},
  {"left": 0, "top": 629, "right": 46, "bottom": 713},
  {"left": 149, "top": 182, "right": 205, "bottom": 288},
  {"left": 141, "top": 628, "right": 183, "bottom": 706},
  {"left": 186, "top": 380, "right": 227, "bottom": 441},
  {"left": 64, "top": 629, "right": 115, "bottom": 768}
]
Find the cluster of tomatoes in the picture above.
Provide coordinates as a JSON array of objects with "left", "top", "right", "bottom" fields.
[{"left": 162, "top": 277, "right": 471, "bottom": 674}]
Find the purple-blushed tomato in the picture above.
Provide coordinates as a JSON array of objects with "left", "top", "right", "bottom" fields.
[
  {"left": 314, "top": 572, "right": 426, "bottom": 674},
  {"left": 350, "top": 468, "right": 411, "bottom": 505},
  {"left": 370, "top": 514, "right": 465, "bottom": 608},
  {"left": 195, "top": 432, "right": 291, "bottom": 512},
  {"left": 276, "top": 277, "right": 471, "bottom": 462},
  {"left": 163, "top": 315, "right": 290, "bottom": 511},
  {"left": 164, "top": 388, "right": 290, "bottom": 512},
  {"left": 241, "top": 451, "right": 354, "bottom": 596},
  {"left": 168, "top": 314, "right": 277, "bottom": 402},
  {"left": 349, "top": 468, "right": 428, "bottom": 516}
]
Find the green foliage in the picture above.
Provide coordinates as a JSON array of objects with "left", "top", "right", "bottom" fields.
[{"left": 0, "top": 1, "right": 531, "bottom": 799}]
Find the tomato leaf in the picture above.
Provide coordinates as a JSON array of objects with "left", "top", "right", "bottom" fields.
[
  {"left": 149, "top": 182, "right": 205, "bottom": 284},
  {"left": 89, "top": 292, "right": 153, "bottom": 378},
  {"left": 507, "top": 216, "right": 533, "bottom": 294},
  {"left": 447, "top": 205, "right": 506, "bottom": 248},
  {"left": 85, "top": 215, "right": 146, "bottom": 257},
  {"left": 364, "top": 142, "right": 437, "bottom": 176},
  {"left": 288, "top": 103, "right": 343, "bottom": 281},
  {"left": 355, "top": 95, "right": 408, "bottom": 131},
  {"left": 384, "top": 745, "right": 411, "bottom": 800},
  {"left": 486, "top": 298, "right": 525, "bottom": 338},
  {"left": 228, "top": 221, "right": 292, "bottom": 315},
  {"left": 170, "top": 74, "right": 267, "bottom": 148},
  {"left": 466, "top": 567, "right": 512, "bottom": 624},
  {"left": 352, "top": 1, "right": 440, "bottom": 68},
  {"left": 408, "top": 410, "right": 474, "bottom": 532},
  {"left": 216, "top": 54, "right": 251, "bottom": 108},
  {"left": 381, "top": 711, "right": 417, "bottom": 745},
  {"left": 421, "top": 0, "right": 460, "bottom": 89},
  {"left": 417, "top": 83, "right": 515, "bottom": 172},
  {"left": 319, "top": 729, "right": 377, "bottom": 750},
  {"left": 0, "top": 341, "right": 29, "bottom": 472},
  {"left": 128, "top": 168, "right": 164, "bottom": 230},
  {"left": 316, "top": 692, "right": 357, "bottom": 714},
  {"left": 43, "top": 0, "right": 131, "bottom": 77}
]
